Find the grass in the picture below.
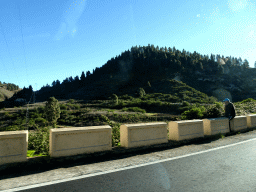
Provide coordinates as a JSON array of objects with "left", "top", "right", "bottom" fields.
[
  {"left": 0, "top": 96, "right": 255, "bottom": 158},
  {"left": 27, "top": 150, "right": 48, "bottom": 158},
  {"left": 107, "top": 109, "right": 115, "bottom": 112},
  {"left": 122, "top": 107, "right": 146, "bottom": 113}
]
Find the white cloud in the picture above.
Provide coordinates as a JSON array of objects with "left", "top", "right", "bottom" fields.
[
  {"left": 54, "top": 0, "right": 87, "bottom": 41},
  {"left": 197, "top": 14, "right": 200, "bottom": 17},
  {"left": 228, "top": 0, "right": 248, "bottom": 12}
]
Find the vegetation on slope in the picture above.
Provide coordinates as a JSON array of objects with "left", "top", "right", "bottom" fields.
[
  {"left": 0, "top": 96, "right": 255, "bottom": 158},
  {"left": 2, "top": 44, "right": 252, "bottom": 103}
]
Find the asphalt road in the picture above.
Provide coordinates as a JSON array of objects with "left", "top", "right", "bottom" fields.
[{"left": 1, "top": 130, "right": 256, "bottom": 192}]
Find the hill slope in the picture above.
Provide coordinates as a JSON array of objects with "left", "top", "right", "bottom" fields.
[{"left": 0, "top": 84, "right": 22, "bottom": 102}]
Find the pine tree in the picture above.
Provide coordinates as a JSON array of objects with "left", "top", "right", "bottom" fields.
[
  {"left": 56, "top": 80, "right": 61, "bottom": 86},
  {"left": 86, "top": 71, "right": 91, "bottom": 78},
  {"left": 81, "top": 71, "right": 86, "bottom": 81},
  {"left": 243, "top": 59, "right": 249, "bottom": 69},
  {"left": 52, "top": 80, "right": 56, "bottom": 87},
  {"left": 69, "top": 76, "right": 73, "bottom": 82},
  {"left": 74, "top": 75, "right": 79, "bottom": 82}
]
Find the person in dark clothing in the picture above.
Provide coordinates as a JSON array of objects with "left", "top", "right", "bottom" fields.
[{"left": 223, "top": 98, "right": 236, "bottom": 132}]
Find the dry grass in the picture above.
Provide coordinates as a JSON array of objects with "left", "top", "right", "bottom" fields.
[{"left": 0, "top": 87, "right": 14, "bottom": 102}]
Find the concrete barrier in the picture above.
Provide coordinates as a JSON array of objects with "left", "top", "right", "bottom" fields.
[
  {"left": 0, "top": 130, "right": 28, "bottom": 165},
  {"left": 49, "top": 126, "right": 112, "bottom": 158},
  {"left": 246, "top": 114, "right": 256, "bottom": 128},
  {"left": 168, "top": 120, "right": 204, "bottom": 141},
  {"left": 230, "top": 116, "right": 247, "bottom": 132},
  {"left": 203, "top": 117, "right": 229, "bottom": 136},
  {"left": 0, "top": 114, "right": 255, "bottom": 166},
  {"left": 120, "top": 122, "right": 168, "bottom": 148}
]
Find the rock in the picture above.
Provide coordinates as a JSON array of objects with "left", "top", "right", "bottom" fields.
[{"left": 212, "top": 88, "right": 232, "bottom": 102}]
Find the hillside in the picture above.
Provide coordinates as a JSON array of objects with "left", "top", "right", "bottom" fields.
[
  {"left": 1, "top": 44, "right": 256, "bottom": 105},
  {"left": 0, "top": 84, "right": 22, "bottom": 102}
]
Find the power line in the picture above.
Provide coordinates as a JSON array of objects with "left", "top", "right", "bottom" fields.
[
  {"left": 0, "top": 54, "right": 11, "bottom": 84},
  {"left": 17, "top": 3, "right": 30, "bottom": 88},
  {"left": 0, "top": 21, "right": 19, "bottom": 83},
  {"left": 17, "top": 2, "right": 34, "bottom": 131}
]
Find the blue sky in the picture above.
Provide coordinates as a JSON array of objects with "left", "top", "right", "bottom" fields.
[{"left": 0, "top": 0, "right": 256, "bottom": 91}]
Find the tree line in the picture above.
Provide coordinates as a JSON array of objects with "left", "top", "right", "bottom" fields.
[
  {"left": 0, "top": 81, "right": 19, "bottom": 91},
  {"left": 35, "top": 44, "right": 252, "bottom": 100},
  {"left": 1, "top": 44, "right": 253, "bottom": 102}
]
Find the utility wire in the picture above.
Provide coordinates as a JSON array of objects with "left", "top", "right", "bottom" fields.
[
  {"left": 0, "top": 54, "right": 11, "bottom": 84},
  {"left": 0, "top": 22, "right": 19, "bottom": 83},
  {"left": 17, "top": 2, "right": 34, "bottom": 131}
]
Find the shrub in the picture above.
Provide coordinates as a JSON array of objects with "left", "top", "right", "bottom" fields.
[
  {"left": 138, "top": 88, "right": 146, "bottom": 98},
  {"left": 112, "top": 94, "right": 118, "bottom": 105},
  {"left": 38, "top": 106, "right": 45, "bottom": 113},
  {"left": 122, "top": 107, "right": 146, "bottom": 113},
  {"left": 73, "top": 104, "right": 80, "bottom": 109},
  {"left": 35, "top": 117, "right": 48, "bottom": 127},
  {"left": 181, "top": 107, "right": 205, "bottom": 120},
  {"left": 5, "top": 125, "right": 20, "bottom": 131},
  {"left": 203, "top": 105, "right": 222, "bottom": 118},
  {"left": 68, "top": 99, "right": 75, "bottom": 104},
  {"left": 59, "top": 104, "right": 68, "bottom": 110},
  {"left": 118, "top": 101, "right": 125, "bottom": 108},
  {"left": 44, "top": 97, "right": 61, "bottom": 128},
  {"left": 100, "top": 114, "right": 109, "bottom": 122},
  {"left": 119, "top": 94, "right": 133, "bottom": 100},
  {"left": 30, "top": 112, "right": 40, "bottom": 118},
  {"left": 28, "top": 126, "right": 50, "bottom": 155},
  {"left": 182, "top": 101, "right": 190, "bottom": 106},
  {"left": 240, "top": 98, "right": 256, "bottom": 103}
]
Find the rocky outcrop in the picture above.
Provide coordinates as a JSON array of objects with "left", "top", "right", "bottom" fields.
[{"left": 212, "top": 88, "right": 232, "bottom": 102}]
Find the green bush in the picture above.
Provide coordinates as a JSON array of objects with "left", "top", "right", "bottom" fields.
[
  {"left": 112, "top": 94, "right": 118, "bottom": 105},
  {"left": 73, "top": 104, "right": 80, "bottom": 109},
  {"left": 122, "top": 107, "right": 146, "bottom": 113},
  {"left": 68, "top": 99, "right": 75, "bottom": 104},
  {"left": 5, "top": 125, "right": 20, "bottom": 131},
  {"left": 203, "top": 105, "right": 222, "bottom": 118},
  {"left": 59, "top": 104, "right": 68, "bottom": 110},
  {"left": 182, "top": 101, "right": 190, "bottom": 106},
  {"left": 37, "top": 106, "right": 45, "bottom": 113},
  {"left": 138, "top": 88, "right": 146, "bottom": 98},
  {"left": 181, "top": 107, "right": 205, "bottom": 120},
  {"left": 240, "top": 98, "right": 256, "bottom": 103},
  {"left": 30, "top": 112, "right": 40, "bottom": 118},
  {"left": 28, "top": 127, "right": 50, "bottom": 155},
  {"left": 35, "top": 117, "right": 48, "bottom": 127},
  {"left": 44, "top": 97, "right": 61, "bottom": 128},
  {"left": 119, "top": 94, "right": 133, "bottom": 100},
  {"left": 118, "top": 101, "right": 125, "bottom": 108}
]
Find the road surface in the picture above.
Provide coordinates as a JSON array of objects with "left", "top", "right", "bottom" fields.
[{"left": 1, "top": 129, "right": 256, "bottom": 192}]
